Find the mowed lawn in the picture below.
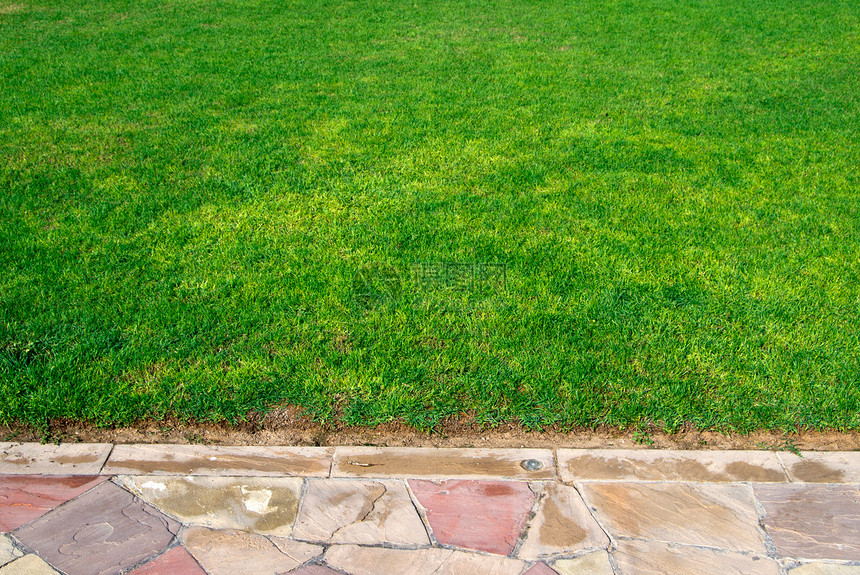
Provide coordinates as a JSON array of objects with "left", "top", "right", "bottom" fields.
[{"left": 1, "top": 0, "right": 858, "bottom": 432}]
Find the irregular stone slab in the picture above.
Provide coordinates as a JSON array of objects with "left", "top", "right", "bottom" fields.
[
  {"left": 0, "top": 535, "right": 22, "bottom": 567},
  {"left": 789, "top": 563, "right": 860, "bottom": 574},
  {"left": 0, "top": 444, "right": 111, "bottom": 475},
  {"left": 287, "top": 566, "right": 343, "bottom": 575},
  {"left": 409, "top": 479, "right": 534, "bottom": 555},
  {"left": 0, "top": 475, "right": 108, "bottom": 531},
  {"left": 128, "top": 547, "right": 206, "bottom": 575},
  {"left": 292, "top": 479, "right": 429, "bottom": 545},
  {"left": 14, "top": 481, "right": 179, "bottom": 575},
  {"left": 755, "top": 484, "right": 860, "bottom": 560},
  {"left": 183, "top": 527, "right": 321, "bottom": 575},
  {"left": 558, "top": 449, "right": 788, "bottom": 483},
  {"left": 552, "top": 551, "right": 615, "bottom": 575},
  {"left": 779, "top": 452, "right": 860, "bottom": 483},
  {"left": 0, "top": 555, "right": 61, "bottom": 575},
  {"left": 612, "top": 539, "right": 781, "bottom": 575},
  {"left": 523, "top": 562, "right": 561, "bottom": 575},
  {"left": 334, "top": 447, "right": 555, "bottom": 480},
  {"left": 104, "top": 445, "right": 332, "bottom": 477},
  {"left": 580, "top": 483, "right": 766, "bottom": 552},
  {"left": 518, "top": 483, "right": 609, "bottom": 559},
  {"left": 117, "top": 476, "right": 303, "bottom": 536},
  {"left": 324, "top": 544, "right": 525, "bottom": 575}
]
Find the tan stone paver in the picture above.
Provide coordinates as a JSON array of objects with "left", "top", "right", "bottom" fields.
[
  {"left": 0, "top": 555, "right": 61, "bottom": 575},
  {"left": 518, "top": 483, "right": 609, "bottom": 560},
  {"left": 523, "top": 562, "right": 562, "bottom": 575},
  {"left": 779, "top": 452, "right": 860, "bottom": 484},
  {"left": 0, "top": 444, "right": 111, "bottom": 476},
  {"left": 292, "top": 479, "right": 429, "bottom": 545},
  {"left": 612, "top": 540, "right": 781, "bottom": 575},
  {"left": 103, "top": 445, "right": 332, "bottom": 477},
  {"left": 755, "top": 484, "right": 860, "bottom": 560},
  {"left": 117, "top": 476, "right": 303, "bottom": 536},
  {"left": 182, "top": 527, "right": 322, "bottom": 575},
  {"left": 0, "top": 536, "right": 22, "bottom": 568},
  {"left": 580, "top": 483, "right": 767, "bottom": 552},
  {"left": 324, "top": 544, "right": 526, "bottom": 575},
  {"left": 788, "top": 563, "right": 860, "bottom": 574},
  {"left": 558, "top": 449, "right": 788, "bottom": 483},
  {"left": 552, "top": 550, "right": 615, "bottom": 575},
  {"left": 333, "top": 447, "right": 555, "bottom": 479}
]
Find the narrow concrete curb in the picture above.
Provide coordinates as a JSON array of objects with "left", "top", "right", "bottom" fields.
[{"left": 0, "top": 444, "right": 857, "bottom": 483}]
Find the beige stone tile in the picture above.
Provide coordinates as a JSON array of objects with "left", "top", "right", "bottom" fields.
[
  {"left": 116, "top": 476, "right": 303, "bottom": 535},
  {"left": 292, "top": 479, "right": 429, "bottom": 546},
  {"left": 332, "top": 447, "right": 555, "bottom": 479},
  {"left": 0, "top": 555, "right": 60, "bottom": 575},
  {"left": 580, "top": 483, "right": 766, "bottom": 552},
  {"left": 558, "top": 449, "right": 788, "bottom": 483},
  {"left": 518, "top": 483, "right": 609, "bottom": 560},
  {"left": 103, "top": 444, "right": 332, "bottom": 476},
  {"left": 324, "top": 544, "right": 525, "bottom": 575},
  {"left": 182, "top": 527, "right": 321, "bottom": 575},
  {"left": 789, "top": 563, "right": 860, "bottom": 574},
  {"left": 0, "top": 536, "right": 22, "bottom": 568},
  {"left": 779, "top": 452, "right": 860, "bottom": 483},
  {"left": 552, "top": 550, "right": 615, "bottom": 575},
  {"left": 0, "top": 443, "right": 111, "bottom": 475},
  {"left": 613, "top": 540, "right": 780, "bottom": 575}
]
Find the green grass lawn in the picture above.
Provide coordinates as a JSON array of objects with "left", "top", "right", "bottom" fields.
[{"left": 1, "top": 0, "right": 859, "bottom": 433}]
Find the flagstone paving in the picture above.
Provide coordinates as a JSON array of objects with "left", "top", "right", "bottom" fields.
[
  {"left": 755, "top": 484, "right": 860, "bottom": 561},
  {"left": 118, "top": 476, "right": 304, "bottom": 536},
  {"left": 0, "top": 444, "right": 856, "bottom": 575},
  {"left": 127, "top": 546, "right": 206, "bottom": 575}
]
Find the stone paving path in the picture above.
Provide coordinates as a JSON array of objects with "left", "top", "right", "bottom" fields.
[{"left": 0, "top": 443, "right": 857, "bottom": 575}]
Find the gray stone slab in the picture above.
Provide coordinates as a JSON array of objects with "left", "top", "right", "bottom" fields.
[
  {"left": 333, "top": 447, "right": 555, "bottom": 479},
  {"left": 558, "top": 449, "right": 788, "bottom": 482},
  {"left": 103, "top": 444, "right": 332, "bottom": 476},
  {"left": 13, "top": 481, "right": 178, "bottom": 575},
  {"left": 755, "top": 484, "right": 860, "bottom": 560},
  {"left": 0, "top": 444, "right": 111, "bottom": 475}
]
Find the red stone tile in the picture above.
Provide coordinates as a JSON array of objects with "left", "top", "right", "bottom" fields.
[
  {"left": 523, "top": 562, "right": 560, "bottom": 575},
  {"left": 408, "top": 479, "right": 535, "bottom": 555},
  {"left": 129, "top": 547, "right": 206, "bottom": 575},
  {"left": 0, "top": 475, "right": 108, "bottom": 531}
]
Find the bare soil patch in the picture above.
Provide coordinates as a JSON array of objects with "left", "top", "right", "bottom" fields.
[{"left": 2, "top": 410, "right": 858, "bottom": 451}]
